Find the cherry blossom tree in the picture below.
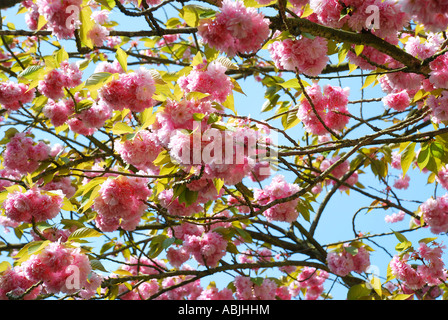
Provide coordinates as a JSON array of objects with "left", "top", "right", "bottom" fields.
[{"left": 0, "top": 0, "right": 447, "bottom": 301}]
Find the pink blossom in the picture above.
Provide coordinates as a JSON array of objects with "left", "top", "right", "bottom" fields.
[
  {"left": 289, "top": 267, "right": 329, "bottom": 300},
  {"left": 116, "top": 130, "right": 161, "bottom": 171},
  {"left": 21, "top": 242, "right": 98, "bottom": 295},
  {"left": 297, "top": 84, "right": 350, "bottom": 136},
  {"left": 234, "top": 275, "right": 277, "bottom": 300},
  {"left": 88, "top": 24, "right": 109, "bottom": 47},
  {"left": 426, "top": 91, "right": 448, "bottom": 123},
  {"left": 391, "top": 151, "right": 402, "bottom": 170},
  {"left": 38, "top": 62, "right": 83, "bottom": 100},
  {"left": 3, "top": 132, "right": 50, "bottom": 174},
  {"left": 327, "top": 245, "right": 370, "bottom": 277},
  {"left": 197, "top": 287, "right": 234, "bottom": 300},
  {"left": 94, "top": 175, "right": 151, "bottom": 232},
  {"left": 122, "top": 256, "right": 166, "bottom": 276},
  {"left": 167, "top": 222, "right": 204, "bottom": 241},
  {"left": 197, "top": 0, "right": 270, "bottom": 57},
  {"left": 167, "top": 247, "right": 191, "bottom": 268},
  {"left": 178, "top": 60, "right": 234, "bottom": 103},
  {"left": 36, "top": 0, "right": 82, "bottom": 39},
  {"left": 183, "top": 231, "right": 228, "bottom": 266},
  {"left": 436, "top": 164, "right": 448, "bottom": 190},
  {"left": 99, "top": 67, "right": 156, "bottom": 112},
  {"left": 393, "top": 174, "right": 410, "bottom": 190},
  {"left": 390, "top": 242, "right": 446, "bottom": 292},
  {"left": 400, "top": 0, "right": 448, "bottom": 32},
  {"left": 3, "top": 187, "right": 63, "bottom": 224},
  {"left": 0, "top": 266, "right": 41, "bottom": 300},
  {"left": 382, "top": 90, "right": 411, "bottom": 112},
  {"left": 254, "top": 175, "right": 301, "bottom": 223},
  {"left": 0, "top": 81, "right": 35, "bottom": 111},
  {"left": 429, "top": 53, "right": 448, "bottom": 89},
  {"left": 268, "top": 36, "right": 329, "bottom": 76},
  {"left": 385, "top": 210, "right": 406, "bottom": 223},
  {"left": 158, "top": 189, "right": 203, "bottom": 217},
  {"left": 94, "top": 60, "right": 124, "bottom": 74},
  {"left": 43, "top": 99, "right": 74, "bottom": 127},
  {"left": 420, "top": 195, "right": 448, "bottom": 234}
]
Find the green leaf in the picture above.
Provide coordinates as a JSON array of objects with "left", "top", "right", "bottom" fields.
[
  {"left": 85, "top": 72, "right": 113, "bottom": 87},
  {"left": 79, "top": 6, "right": 95, "bottom": 49},
  {"left": 140, "top": 107, "right": 156, "bottom": 129},
  {"left": 401, "top": 142, "right": 416, "bottom": 175},
  {"left": 0, "top": 261, "right": 11, "bottom": 273},
  {"left": 347, "top": 284, "right": 371, "bottom": 300},
  {"left": 278, "top": 78, "right": 300, "bottom": 89},
  {"left": 68, "top": 227, "right": 103, "bottom": 240},
  {"left": 90, "top": 259, "right": 108, "bottom": 272},
  {"left": 18, "top": 65, "right": 44, "bottom": 80},
  {"left": 392, "top": 230, "right": 408, "bottom": 243},
  {"left": 111, "top": 122, "right": 134, "bottom": 135},
  {"left": 180, "top": 5, "right": 216, "bottom": 27},
  {"left": 361, "top": 73, "right": 378, "bottom": 89},
  {"left": 191, "top": 51, "right": 203, "bottom": 67},
  {"left": 115, "top": 47, "right": 128, "bottom": 73}
]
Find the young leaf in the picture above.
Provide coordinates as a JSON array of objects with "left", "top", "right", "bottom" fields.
[{"left": 115, "top": 48, "right": 128, "bottom": 73}]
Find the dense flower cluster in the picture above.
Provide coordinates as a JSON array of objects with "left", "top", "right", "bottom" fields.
[
  {"left": 0, "top": 81, "right": 35, "bottom": 111},
  {"left": 400, "top": 0, "right": 448, "bottom": 32},
  {"left": 385, "top": 210, "right": 406, "bottom": 223},
  {"left": 254, "top": 175, "right": 301, "bottom": 223},
  {"left": 166, "top": 119, "right": 269, "bottom": 186},
  {"left": 3, "top": 132, "right": 50, "bottom": 174},
  {"left": 36, "top": 0, "right": 82, "bottom": 39},
  {"left": 197, "top": 0, "right": 270, "bottom": 56},
  {"left": 234, "top": 276, "right": 277, "bottom": 300},
  {"left": 297, "top": 84, "right": 351, "bottom": 136},
  {"left": 419, "top": 195, "right": 448, "bottom": 234},
  {"left": 3, "top": 188, "right": 63, "bottom": 224},
  {"left": 99, "top": 67, "right": 156, "bottom": 112},
  {"left": 93, "top": 175, "right": 152, "bottom": 231},
  {"left": 390, "top": 241, "right": 447, "bottom": 292},
  {"left": 289, "top": 267, "right": 329, "bottom": 300},
  {"left": 22, "top": 242, "right": 101, "bottom": 298},
  {"left": 310, "top": 0, "right": 408, "bottom": 38},
  {"left": 116, "top": 130, "right": 161, "bottom": 172},
  {"left": 38, "top": 61, "right": 83, "bottom": 100},
  {"left": 327, "top": 244, "right": 371, "bottom": 277},
  {"left": 319, "top": 155, "right": 358, "bottom": 190},
  {"left": 178, "top": 60, "right": 234, "bottom": 103},
  {"left": 268, "top": 35, "right": 329, "bottom": 76}
]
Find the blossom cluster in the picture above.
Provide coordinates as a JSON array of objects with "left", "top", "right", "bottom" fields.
[
  {"left": 35, "top": 0, "right": 82, "bottom": 40},
  {"left": 93, "top": 175, "right": 152, "bottom": 232},
  {"left": 253, "top": 175, "right": 301, "bottom": 223},
  {"left": 268, "top": 35, "right": 329, "bottom": 76},
  {"left": 178, "top": 60, "right": 234, "bottom": 103},
  {"left": 1, "top": 242, "right": 101, "bottom": 299},
  {"left": 326, "top": 244, "right": 371, "bottom": 277},
  {"left": 3, "top": 188, "right": 63, "bottom": 224},
  {"left": 419, "top": 195, "right": 448, "bottom": 234},
  {"left": 390, "top": 241, "right": 447, "bottom": 293},
  {"left": 0, "top": 81, "right": 35, "bottom": 111},
  {"left": 197, "top": 0, "right": 270, "bottom": 57},
  {"left": 289, "top": 267, "right": 329, "bottom": 300},
  {"left": 297, "top": 84, "right": 351, "bottom": 136},
  {"left": 38, "top": 61, "right": 83, "bottom": 100},
  {"left": 98, "top": 67, "right": 157, "bottom": 113},
  {"left": 2, "top": 132, "right": 50, "bottom": 175},
  {"left": 310, "top": 0, "right": 408, "bottom": 38}
]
